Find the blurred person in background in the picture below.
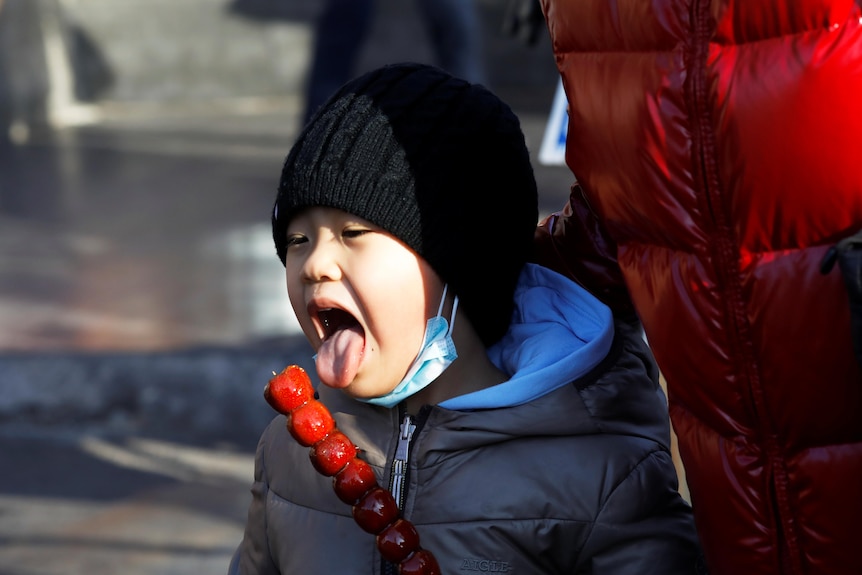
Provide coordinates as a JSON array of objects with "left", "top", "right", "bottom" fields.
[
  {"left": 301, "top": 0, "right": 486, "bottom": 125},
  {"left": 529, "top": 1, "right": 862, "bottom": 574}
]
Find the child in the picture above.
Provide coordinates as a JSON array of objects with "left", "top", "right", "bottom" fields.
[{"left": 230, "top": 62, "right": 703, "bottom": 574}]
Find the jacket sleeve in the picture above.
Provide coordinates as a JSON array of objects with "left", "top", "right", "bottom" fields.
[
  {"left": 533, "top": 183, "right": 637, "bottom": 321},
  {"left": 228, "top": 423, "right": 280, "bottom": 575},
  {"left": 576, "top": 449, "right": 706, "bottom": 575}
]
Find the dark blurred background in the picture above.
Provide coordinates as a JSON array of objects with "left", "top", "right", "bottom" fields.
[{"left": 0, "top": 1, "right": 573, "bottom": 573}]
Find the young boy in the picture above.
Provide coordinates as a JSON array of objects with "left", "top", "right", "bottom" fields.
[{"left": 230, "top": 63, "right": 703, "bottom": 574}]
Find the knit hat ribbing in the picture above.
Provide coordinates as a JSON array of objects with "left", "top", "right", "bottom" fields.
[{"left": 273, "top": 63, "right": 538, "bottom": 346}]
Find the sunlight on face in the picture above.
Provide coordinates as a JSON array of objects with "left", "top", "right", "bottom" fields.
[{"left": 283, "top": 207, "right": 444, "bottom": 399}]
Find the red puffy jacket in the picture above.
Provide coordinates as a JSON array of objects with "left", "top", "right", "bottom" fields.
[{"left": 535, "top": 1, "right": 862, "bottom": 573}]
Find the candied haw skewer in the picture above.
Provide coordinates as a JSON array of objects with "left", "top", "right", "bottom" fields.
[
  {"left": 377, "top": 518, "right": 421, "bottom": 564},
  {"left": 333, "top": 457, "right": 378, "bottom": 505},
  {"left": 265, "top": 365, "right": 315, "bottom": 412},
  {"left": 352, "top": 486, "right": 400, "bottom": 534},
  {"left": 400, "top": 549, "right": 442, "bottom": 575},
  {"left": 264, "top": 366, "right": 441, "bottom": 575},
  {"left": 310, "top": 429, "right": 357, "bottom": 476},
  {"left": 288, "top": 400, "right": 335, "bottom": 446}
]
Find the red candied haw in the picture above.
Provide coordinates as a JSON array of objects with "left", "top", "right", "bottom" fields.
[
  {"left": 264, "top": 365, "right": 315, "bottom": 414},
  {"left": 288, "top": 400, "right": 335, "bottom": 447},
  {"left": 398, "top": 549, "right": 441, "bottom": 575},
  {"left": 376, "top": 518, "right": 421, "bottom": 564},
  {"left": 352, "top": 486, "right": 399, "bottom": 534},
  {"left": 333, "top": 457, "right": 378, "bottom": 505},
  {"left": 309, "top": 429, "right": 357, "bottom": 476}
]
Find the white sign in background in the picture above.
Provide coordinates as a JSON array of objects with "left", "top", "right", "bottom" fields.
[{"left": 538, "top": 79, "right": 569, "bottom": 167}]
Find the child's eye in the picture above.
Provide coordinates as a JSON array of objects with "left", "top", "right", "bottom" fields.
[
  {"left": 285, "top": 234, "right": 307, "bottom": 248},
  {"left": 342, "top": 228, "right": 371, "bottom": 239}
]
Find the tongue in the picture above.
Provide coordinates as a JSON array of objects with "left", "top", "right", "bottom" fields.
[{"left": 316, "top": 324, "right": 365, "bottom": 389}]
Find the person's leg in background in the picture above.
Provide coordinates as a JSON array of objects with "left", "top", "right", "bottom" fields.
[
  {"left": 416, "top": 0, "right": 485, "bottom": 85},
  {"left": 302, "top": 0, "right": 374, "bottom": 125}
]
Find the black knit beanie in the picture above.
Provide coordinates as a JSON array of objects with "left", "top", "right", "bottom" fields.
[{"left": 273, "top": 63, "right": 538, "bottom": 347}]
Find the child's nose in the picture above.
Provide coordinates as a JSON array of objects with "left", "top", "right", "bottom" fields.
[{"left": 301, "top": 240, "right": 341, "bottom": 283}]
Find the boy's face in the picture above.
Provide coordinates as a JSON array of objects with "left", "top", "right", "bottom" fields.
[{"left": 284, "top": 206, "right": 443, "bottom": 399}]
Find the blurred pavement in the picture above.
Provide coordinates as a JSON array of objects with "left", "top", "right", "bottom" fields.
[{"left": 0, "top": 1, "right": 575, "bottom": 574}]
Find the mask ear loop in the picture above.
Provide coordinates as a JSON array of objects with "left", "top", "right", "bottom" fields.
[{"left": 437, "top": 284, "right": 458, "bottom": 336}]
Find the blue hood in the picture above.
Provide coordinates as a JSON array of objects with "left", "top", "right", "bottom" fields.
[{"left": 440, "top": 263, "right": 614, "bottom": 410}]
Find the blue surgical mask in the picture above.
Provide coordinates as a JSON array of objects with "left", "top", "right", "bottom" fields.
[{"left": 361, "top": 285, "right": 458, "bottom": 408}]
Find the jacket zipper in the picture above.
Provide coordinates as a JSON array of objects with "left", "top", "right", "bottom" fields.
[
  {"left": 390, "top": 413, "right": 416, "bottom": 510},
  {"left": 381, "top": 413, "right": 417, "bottom": 575},
  {"left": 689, "top": 1, "right": 798, "bottom": 572}
]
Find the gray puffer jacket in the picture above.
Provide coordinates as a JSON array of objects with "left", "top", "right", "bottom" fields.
[{"left": 230, "top": 264, "right": 702, "bottom": 574}]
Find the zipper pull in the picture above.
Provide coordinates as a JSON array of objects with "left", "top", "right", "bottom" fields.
[{"left": 391, "top": 414, "right": 416, "bottom": 509}]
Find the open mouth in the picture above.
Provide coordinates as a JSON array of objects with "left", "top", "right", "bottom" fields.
[
  {"left": 311, "top": 305, "right": 367, "bottom": 389},
  {"left": 317, "top": 308, "right": 361, "bottom": 340}
]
